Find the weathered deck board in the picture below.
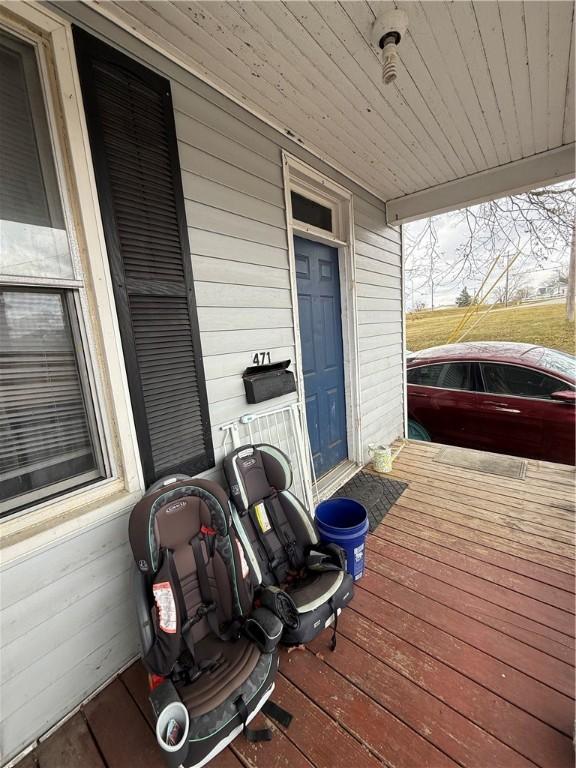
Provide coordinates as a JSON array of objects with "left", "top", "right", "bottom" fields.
[
  {"left": 83, "top": 680, "right": 165, "bottom": 768},
  {"left": 366, "top": 543, "right": 575, "bottom": 655},
  {"left": 373, "top": 524, "right": 575, "bottom": 612},
  {"left": 36, "top": 714, "right": 105, "bottom": 768},
  {"left": 16, "top": 441, "right": 575, "bottom": 768},
  {"left": 367, "top": 534, "right": 576, "bottom": 632}
]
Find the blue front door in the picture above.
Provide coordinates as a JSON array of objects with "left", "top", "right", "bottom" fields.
[{"left": 295, "top": 236, "right": 348, "bottom": 477}]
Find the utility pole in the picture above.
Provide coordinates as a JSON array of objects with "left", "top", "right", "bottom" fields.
[
  {"left": 567, "top": 217, "right": 575, "bottom": 323},
  {"left": 504, "top": 252, "right": 510, "bottom": 307},
  {"left": 430, "top": 251, "right": 434, "bottom": 309}
]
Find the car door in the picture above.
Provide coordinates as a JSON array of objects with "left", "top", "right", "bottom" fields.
[
  {"left": 407, "top": 361, "right": 482, "bottom": 447},
  {"left": 477, "top": 363, "right": 573, "bottom": 461}
]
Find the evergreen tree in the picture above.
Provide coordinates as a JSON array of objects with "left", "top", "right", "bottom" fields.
[{"left": 456, "top": 287, "right": 472, "bottom": 307}]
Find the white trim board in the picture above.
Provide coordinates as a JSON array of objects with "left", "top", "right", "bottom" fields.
[{"left": 387, "top": 144, "right": 576, "bottom": 224}]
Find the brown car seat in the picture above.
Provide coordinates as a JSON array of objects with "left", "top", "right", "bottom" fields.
[{"left": 129, "top": 475, "right": 291, "bottom": 768}]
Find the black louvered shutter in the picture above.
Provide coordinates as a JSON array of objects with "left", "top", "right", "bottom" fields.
[{"left": 73, "top": 28, "right": 213, "bottom": 485}]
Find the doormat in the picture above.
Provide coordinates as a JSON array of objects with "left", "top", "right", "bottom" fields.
[
  {"left": 434, "top": 446, "right": 527, "bottom": 480},
  {"left": 331, "top": 470, "right": 407, "bottom": 532}
]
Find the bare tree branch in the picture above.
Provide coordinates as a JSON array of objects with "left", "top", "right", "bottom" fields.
[{"left": 405, "top": 180, "right": 575, "bottom": 307}]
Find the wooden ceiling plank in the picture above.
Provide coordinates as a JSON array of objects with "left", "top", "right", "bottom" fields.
[
  {"left": 307, "top": 0, "right": 439, "bottom": 188},
  {"left": 498, "top": 1, "right": 535, "bottom": 159},
  {"left": 157, "top": 1, "right": 370, "bottom": 167},
  {"left": 363, "top": 3, "right": 486, "bottom": 174},
  {"left": 547, "top": 1, "right": 574, "bottom": 149},
  {"left": 191, "top": 1, "right": 404, "bottom": 197},
  {"left": 273, "top": 0, "right": 442, "bottom": 190},
  {"left": 448, "top": 1, "right": 510, "bottom": 166},
  {"left": 473, "top": 0, "right": 523, "bottom": 163},
  {"left": 273, "top": 0, "right": 450, "bottom": 185},
  {"left": 563, "top": 27, "right": 575, "bottom": 145},
  {"left": 322, "top": 1, "right": 474, "bottom": 181},
  {"left": 209, "top": 0, "right": 410, "bottom": 195},
  {"left": 380, "top": 0, "right": 483, "bottom": 179},
  {"left": 110, "top": 1, "right": 392, "bottom": 200},
  {"left": 524, "top": 0, "right": 550, "bottom": 154},
  {"left": 107, "top": 2, "right": 282, "bottom": 111},
  {"left": 411, "top": 0, "right": 493, "bottom": 172},
  {"left": 320, "top": 0, "right": 445, "bottom": 187}
]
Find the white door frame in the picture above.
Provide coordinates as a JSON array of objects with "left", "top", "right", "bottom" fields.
[{"left": 281, "top": 151, "right": 362, "bottom": 469}]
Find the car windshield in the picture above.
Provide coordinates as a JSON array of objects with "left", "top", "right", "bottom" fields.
[{"left": 533, "top": 349, "right": 576, "bottom": 380}]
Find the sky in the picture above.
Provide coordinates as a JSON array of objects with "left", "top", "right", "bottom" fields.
[{"left": 403, "top": 185, "right": 572, "bottom": 310}]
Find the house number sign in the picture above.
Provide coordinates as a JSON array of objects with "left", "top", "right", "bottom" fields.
[{"left": 252, "top": 352, "right": 272, "bottom": 365}]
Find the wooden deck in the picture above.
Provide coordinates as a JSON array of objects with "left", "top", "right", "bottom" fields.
[{"left": 17, "top": 441, "right": 575, "bottom": 768}]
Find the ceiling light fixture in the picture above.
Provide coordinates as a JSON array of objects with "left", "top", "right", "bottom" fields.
[{"left": 371, "top": 9, "right": 409, "bottom": 85}]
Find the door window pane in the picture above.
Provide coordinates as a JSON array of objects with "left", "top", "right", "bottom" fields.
[
  {"left": 0, "top": 290, "right": 102, "bottom": 512},
  {"left": 481, "top": 363, "right": 569, "bottom": 399},
  {"left": 437, "top": 362, "right": 474, "bottom": 391},
  {"left": 407, "top": 364, "right": 443, "bottom": 387},
  {"left": 291, "top": 192, "right": 333, "bottom": 231},
  {"left": 0, "top": 31, "right": 73, "bottom": 279}
]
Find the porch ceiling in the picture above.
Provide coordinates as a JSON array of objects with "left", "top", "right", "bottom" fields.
[{"left": 86, "top": 1, "right": 575, "bottom": 219}]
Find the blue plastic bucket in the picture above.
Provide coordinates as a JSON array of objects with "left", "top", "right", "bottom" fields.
[{"left": 315, "top": 498, "right": 369, "bottom": 581}]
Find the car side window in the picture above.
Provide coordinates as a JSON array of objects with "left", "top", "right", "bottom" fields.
[
  {"left": 407, "top": 364, "right": 443, "bottom": 386},
  {"left": 437, "top": 362, "right": 475, "bottom": 391},
  {"left": 481, "top": 363, "right": 569, "bottom": 399}
]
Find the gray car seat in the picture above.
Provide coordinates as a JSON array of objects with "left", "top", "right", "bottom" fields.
[{"left": 224, "top": 444, "right": 354, "bottom": 648}]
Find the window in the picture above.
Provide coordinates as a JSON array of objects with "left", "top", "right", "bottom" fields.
[
  {"left": 0, "top": 30, "right": 105, "bottom": 516},
  {"left": 408, "top": 362, "right": 474, "bottom": 390},
  {"left": 481, "top": 363, "right": 571, "bottom": 399},
  {"left": 437, "top": 363, "right": 474, "bottom": 391},
  {"left": 74, "top": 28, "right": 214, "bottom": 486},
  {"left": 531, "top": 349, "right": 576, "bottom": 379},
  {"left": 407, "top": 364, "right": 443, "bottom": 387},
  {"left": 291, "top": 191, "right": 333, "bottom": 232}
]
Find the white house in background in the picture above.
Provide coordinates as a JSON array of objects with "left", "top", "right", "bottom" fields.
[{"left": 0, "top": 1, "right": 573, "bottom": 764}]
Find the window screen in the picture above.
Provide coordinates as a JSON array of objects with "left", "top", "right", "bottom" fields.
[
  {"left": 291, "top": 191, "right": 333, "bottom": 231},
  {"left": 481, "top": 364, "right": 570, "bottom": 399},
  {"left": 407, "top": 364, "right": 443, "bottom": 387}
]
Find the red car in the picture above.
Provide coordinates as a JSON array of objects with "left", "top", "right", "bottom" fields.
[{"left": 407, "top": 342, "right": 576, "bottom": 465}]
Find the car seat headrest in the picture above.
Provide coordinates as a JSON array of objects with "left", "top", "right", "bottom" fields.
[
  {"left": 224, "top": 444, "right": 293, "bottom": 512},
  {"left": 129, "top": 477, "right": 230, "bottom": 575}
]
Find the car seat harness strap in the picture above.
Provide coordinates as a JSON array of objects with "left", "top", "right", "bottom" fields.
[
  {"left": 234, "top": 695, "right": 272, "bottom": 742},
  {"left": 329, "top": 596, "right": 338, "bottom": 652},
  {"left": 166, "top": 548, "right": 223, "bottom": 682},
  {"left": 247, "top": 503, "right": 288, "bottom": 582},
  {"left": 264, "top": 491, "right": 303, "bottom": 571},
  {"left": 190, "top": 533, "right": 241, "bottom": 642},
  {"left": 261, "top": 700, "right": 293, "bottom": 728}
]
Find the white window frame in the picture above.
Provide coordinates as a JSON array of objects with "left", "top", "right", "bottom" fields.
[
  {"left": 0, "top": 3, "right": 143, "bottom": 546},
  {"left": 282, "top": 151, "right": 362, "bottom": 472}
]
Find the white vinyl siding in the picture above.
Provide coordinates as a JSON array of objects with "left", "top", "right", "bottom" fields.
[
  {"left": 354, "top": 198, "right": 404, "bottom": 454},
  {"left": 0, "top": 503, "right": 138, "bottom": 762}
]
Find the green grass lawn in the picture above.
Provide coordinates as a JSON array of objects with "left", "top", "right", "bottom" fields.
[{"left": 407, "top": 301, "right": 575, "bottom": 354}]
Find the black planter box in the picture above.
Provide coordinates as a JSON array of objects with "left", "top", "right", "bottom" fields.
[{"left": 242, "top": 360, "right": 296, "bottom": 404}]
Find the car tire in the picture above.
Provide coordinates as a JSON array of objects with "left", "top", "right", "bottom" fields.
[{"left": 408, "top": 419, "right": 431, "bottom": 442}]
